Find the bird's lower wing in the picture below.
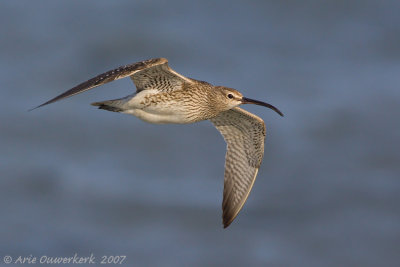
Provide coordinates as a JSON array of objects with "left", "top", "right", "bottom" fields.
[{"left": 210, "top": 107, "right": 266, "bottom": 228}]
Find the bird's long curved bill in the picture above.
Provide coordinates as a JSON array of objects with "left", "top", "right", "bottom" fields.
[{"left": 242, "top": 97, "right": 284, "bottom": 117}]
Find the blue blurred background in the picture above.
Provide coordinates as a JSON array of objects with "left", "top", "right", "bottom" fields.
[{"left": 1, "top": 1, "right": 399, "bottom": 266}]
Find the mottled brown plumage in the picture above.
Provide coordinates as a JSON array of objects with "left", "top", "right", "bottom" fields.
[
  {"left": 34, "top": 58, "right": 283, "bottom": 228},
  {"left": 211, "top": 108, "right": 266, "bottom": 227}
]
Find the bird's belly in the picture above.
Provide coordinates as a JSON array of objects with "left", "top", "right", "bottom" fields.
[
  {"left": 124, "top": 90, "right": 211, "bottom": 124},
  {"left": 123, "top": 108, "right": 194, "bottom": 124}
]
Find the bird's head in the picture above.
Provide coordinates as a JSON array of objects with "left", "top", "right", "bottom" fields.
[
  {"left": 216, "top": 86, "right": 284, "bottom": 117},
  {"left": 216, "top": 87, "right": 244, "bottom": 109}
]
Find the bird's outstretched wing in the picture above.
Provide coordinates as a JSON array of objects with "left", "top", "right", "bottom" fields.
[
  {"left": 32, "top": 58, "right": 192, "bottom": 109},
  {"left": 130, "top": 58, "right": 192, "bottom": 92},
  {"left": 210, "top": 107, "right": 266, "bottom": 228}
]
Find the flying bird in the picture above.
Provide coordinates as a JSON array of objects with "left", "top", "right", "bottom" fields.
[{"left": 34, "top": 58, "right": 283, "bottom": 228}]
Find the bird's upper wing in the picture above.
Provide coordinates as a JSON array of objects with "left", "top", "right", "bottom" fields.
[
  {"left": 130, "top": 58, "right": 192, "bottom": 92},
  {"left": 33, "top": 58, "right": 192, "bottom": 109},
  {"left": 210, "top": 107, "right": 266, "bottom": 228}
]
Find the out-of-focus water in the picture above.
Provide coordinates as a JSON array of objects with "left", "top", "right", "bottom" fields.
[{"left": 1, "top": 1, "right": 399, "bottom": 266}]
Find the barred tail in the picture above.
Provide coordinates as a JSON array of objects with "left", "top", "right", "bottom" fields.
[{"left": 91, "top": 100, "right": 124, "bottom": 112}]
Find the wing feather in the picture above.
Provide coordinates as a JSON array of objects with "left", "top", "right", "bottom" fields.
[
  {"left": 130, "top": 59, "right": 192, "bottom": 92},
  {"left": 32, "top": 58, "right": 191, "bottom": 109},
  {"left": 210, "top": 107, "right": 266, "bottom": 228}
]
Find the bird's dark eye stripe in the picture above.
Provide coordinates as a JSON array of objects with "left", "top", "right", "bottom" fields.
[{"left": 227, "top": 94, "right": 234, "bottom": 99}]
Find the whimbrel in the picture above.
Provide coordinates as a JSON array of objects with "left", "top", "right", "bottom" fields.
[{"left": 34, "top": 58, "right": 283, "bottom": 228}]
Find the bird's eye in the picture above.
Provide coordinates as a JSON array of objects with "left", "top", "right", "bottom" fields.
[{"left": 227, "top": 94, "right": 234, "bottom": 99}]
